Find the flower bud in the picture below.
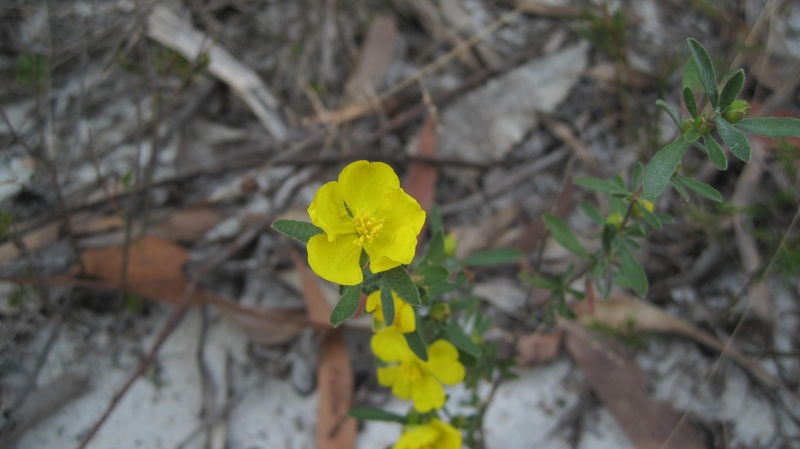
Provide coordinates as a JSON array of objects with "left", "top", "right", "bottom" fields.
[
  {"left": 430, "top": 302, "right": 451, "bottom": 321},
  {"left": 632, "top": 198, "right": 654, "bottom": 218},
  {"left": 722, "top": 99, "right": 749, "bottom": 123},
  {"left": 605, "top": 212, "right": 623, "bottom": 228},
  {"left": 443, "top": 233, "right": 457, "bottom": 258}
]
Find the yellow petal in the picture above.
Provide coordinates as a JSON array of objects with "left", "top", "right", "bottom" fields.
[
  {"left": 393, "top": 424, "right": 439, "bottom": 449},
  {"left": 394, "top": 297, "right": 416, "bottom": 333},
  {"left": 365, "top": 188, "right": 426, "bottom": 272},
  {"left": 307, "top": 181, "right": 355, "bottom": 239},
  {"left": 411, "top": 374, "right": 445, "bottom": 412},
  {"left": 425, "top": 340, "right": 465, "bottom": 385},
  {"left": 338, "top": 161, "right": 400, "bottom": 214},
  {"left": 365, "top": 290, "right": 381, "bottom": 317},
  {"left": 307, "top": 234, "right": 363, "bottom": 285},
  {"left": 377, "top": 365, "right": 399, "bottom": 387},
  {"left": 370, "top": 327, "right": 413, "bottom": 363},
  {"left": 390, "top": 373, "right": 414, "bottom": 400},
  {"left": 430, "top": 419, "right": 462, "bottom": 449}
]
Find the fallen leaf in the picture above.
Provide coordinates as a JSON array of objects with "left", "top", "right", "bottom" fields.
[
  {"left": 151, "top": 207, "right": 223, "bottom": 242},
  {"left": 0, "top": 222, "right": 59, "bottom": 263},
  {"left": 343, "top": 16, "right": 397, "bottom": 103},
  {"left": 561, "top": 318, "right": 707, "bottom": 449},
  {"left": 404, "top": 116, "right": 439, "bottom": 212},
  {"left": 515, "top": 332, "right": 562, "bottom": 366},
  {"left": 316, "top": 330, "right": 357, "bottom": 449},
  {"left": 577, "top": 294, "right": 794, "bottom": 397}
]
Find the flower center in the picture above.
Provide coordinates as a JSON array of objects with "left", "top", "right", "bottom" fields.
[
  {"left": 353, "top": 213, "right": 384, "bottom": 245},
  {"left": 399, "top": 360, "right": 424, "bottom": 382}
]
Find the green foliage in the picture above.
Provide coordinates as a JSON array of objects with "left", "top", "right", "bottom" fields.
[
  {"left": 15, "top": 52, "right": 47, "bottom": 90},
  {"left": 718, "top": 69, "right": 744, "bottom": 110},
  {"left": 382, "top": 265, "right": 421, "bottom": 305},
  {"left": 404, "top": 327, "right": 428, "bottom": 361},
  {"left": 380, "top": 285, "right": 395, "bottom": 326},
  {"left": 643, "top": 137, "right": 688, "bottom": 199},
  {"left": 716, "top": 116, "right": 752, "bottom": 162},
  {"left": 329, "top": 284, "right": 361, "bottom": 326},
  {"left": 735, "top": 118, "right": 800, "bottom": 138},
  {"left": 348, "top": 407, "right": 408, "bottom": 423},
  {"left": 271, "top": 220, "right": 324, "bottom": 243},
  {"left": 542, "top": 214, "right": 589, "bottom": 257},
  {"left": 0, "top": 211, "right": 14, "bottom": 238},
  {"left": 687, "top": 38, "right": 718, "bottom": 106},
  {"left": 461, "top": 248, "right": 522, "bottom": 266}
]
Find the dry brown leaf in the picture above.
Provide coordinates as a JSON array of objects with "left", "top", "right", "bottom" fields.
[
  {"left": 578, "top": 294, "right": 794, "bottom": 397},
  {"left": 77, "top": 236, "right": 191, "bottom": 304},
  {"left": 561, "top": 318, "right": 707, "bottom": 449},
  {"left": 404, "top": 116, "right": 439, "bottom": 212},
  {"left": 515, "top": 332, "right": 562, "bottom": 366},
  {"left": 0, "top": 222, "right": 60, "bottom": 263},
  {"left": 344, "top": 16, "right": 397, "bottom": 103},
  {"left": 151, "top": 207, "right": 223, "bottom": 242},
  {"left": 316, "top": 331, "right": 357, "bottom": 449}
]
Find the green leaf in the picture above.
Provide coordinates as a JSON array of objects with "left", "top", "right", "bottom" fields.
[
  {"left": 616, "top": 245, "right": 648, "bottom": 297},
  {"left": 422, "top": 231, "right": 445, "bottom": 265},
  {"left": 656, "top": 100, "right": 681, "bottom": 129},
  {"left": 703, "top": 135, "right": 728, "bottom": 170},
  {"left": 519, "top": 272, "right": 557, "bottom": 289},
  {"left": 716, "top": 117, "right": 751, "bottom": 162},
  {"left": 429, "top": 204, "right": 444, "bottom": 235},
  {"left": 579, "top": 200, "right": 603, "bottom": 224},
  {"left": 348, "top": 407, "right": 407, "bottom": 423},
  {"left": 575, "top": 177, "right": 628, "bottom": 194},
  {"left": 380, "top": 285, "right": 395, "bottom": 326},
  {"left": 271, "top": 220, "right": 323, "bottom": 243},
  {"left": 736, "top": 117, "right": 800, "bottom": 138},
  {"left": 445, "top": 321, "right": 482, "bottom": 358},
  {"left": 404, "top": 328, "right": 428, "bottom": 361},
  {"left": 683, "top": 86, "right": 698, "bottom": 117},
  {"left": 676, "top": 176, "right": 723, "bottom": 202},
  {"left": 670, "top": 178, "right": 691, "bottom": 201},
  {"left": 630, "top": 162, "right": 644, "bottom": 191},
  {"left": 642, "top": 138, "right": 689, "bottom": 199},
  {"left": 683, "top": 128, "right": 700, "bottom": 143},
  {"left": 415, "top": 265, "right": 449, "bottom": 286},
  {"left": 542, "top": 214, "right": 588, "bottom": 257},
  {"left": 601, "top": 223, "right": 616, "bottom": 253},
  {"left": 381, "top": 266, "right": 421, "bottom": 306},
  {"left": 329, "top": 284, "right": 361, "bottom": 326},
  {"left": 687, "top": 38, "right": 718, "bottom": 107},
  {"left": 462, "top": 248, "right": 522, "bottom": 266},
  {"left": 682, "top": 57, "right": 700, "bottom": 91},
  {"left": 718, "top": 69, "right": 744, "bottom": 110}
]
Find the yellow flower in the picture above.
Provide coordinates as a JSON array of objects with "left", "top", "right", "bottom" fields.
[
  {"left": 371, "top": 328, "right": 465, "bottom": 412},
  {"left": 393, "top": 419, "right": 462, "bottom": 449},
  {"left": 366, "top": 290, "right": 416, "bottom": 333},
  {"left": 307, "top": 161, "right": 426, "bottom": 285}
]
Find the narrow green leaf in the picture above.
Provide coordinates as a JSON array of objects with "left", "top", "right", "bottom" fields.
[
  {"left": 380, "top": 285, "right": 395, "bottom": 326},
  {"left": 445, "top": 321, "right": 482, "bottom": 358},
  {"left": 703, "top": 135, "right": 728, "bottom": 170},
  {"left": 415, "top": 265, "right": 449, "bottom": 286},
  {"left": 670, "top": 178, "right": 691, "bottom": 201},
  {"left": 348, "top": 407, "right": 407, "bottom": 423},
  {"left": 682, "top": 57, "right": 700, "bottom": 90},
  {"left": 676, "top": 176, "right": 723, "bottom": 202},
  {"left": 575, "top": 177, "right": 628, "bottom": 194},
  {"left": 642, "top": 138, "right": 689, "bottom": 199},
  {"left": 542, "top": 214, "right": 588, "bottom": 257},
  {"left": 687, "top": 38, "right": 718, "bottom": 107},
  {"left": 716, "top": 117, "right": 751, "bottom": 162},
  {"left": 462, "top": 248, "right": 522, "bottom": 266},
  {"left": 736, "top": 117, "right": 800, "bottom": 138},
  {"left": 630, "top": 162, "right": 644, "bottom": 191},
  {"left": 381, "top": 266, "right": 420, "bottom": 306},
  {"left": 329, "top": 284, "right": 361, "bottom": 326},
  {"left": 683, "top": 86, "right": 698, "bottom": 117},
  {"left": 271, "top": 220, "right": 323, "bottom": 243},
  {"left": 601, "top": 223, "right": 616, "bottom": 253},
  {"left": 422, "top": 231, "right": 445, "bottom": 265},
  {"left": 616, "top": 245, "right": 648, "bottom": 297},
  {"left": 404, "top": 328, "right": 428, "bottom": 361},
  {"left": 519, "top": 272, "right": 558, "bottom": 289},
  {"left": 579, "top": 200, "right": 603, "bottom": 224},
  {"left": 656, "top": 99, "right": 681, "bottom": 129},
  {"left": 718, "top": 69, "right": 744, "bottom": 110},
  {"left": 683, "top": 128, "right": 700, "bottom": 143}
]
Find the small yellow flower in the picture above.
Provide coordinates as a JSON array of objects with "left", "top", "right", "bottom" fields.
[
  {"left": 365, "top": 290, "right": 416, "bottom": 333},
  {"left": 393, "top": 419, "right": 462, "bottom": 449},
  {"left": 307, "top": 161, "right": 426, "bottom": 285},
  {"left": 371, "top": 328, "right": 465, "bottom": 412}
]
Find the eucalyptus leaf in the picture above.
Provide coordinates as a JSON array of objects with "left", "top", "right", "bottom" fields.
[
  {"left": 716, "top": 117, "right": 751, "bottom": 162},
  {"left": 642, "top": 138, "right": 689, "bottom": 199},
  {"left": 687, "top": 38, "right": 718, "bottom": 107},
  {"left": 271, "top": 220, "right": 323, "bottom": 243},
  {"left": 736, "top": 117, "right": 800, "bottom": 138},
  {"left": 381, "top": 266, "right": 421, "bottom": 306},
  {"left": 329, "top": 284, "right": 361, "bottom": 326},
  {"left": 542, "top": 214, "right": 589, "bottom": 257},
  {"left": 718, "top": 69, "right": 744, "bottom": 110}
]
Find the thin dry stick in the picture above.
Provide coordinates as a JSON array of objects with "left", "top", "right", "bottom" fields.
[{"left": 659, "top": 205, "right": 800, "bottom": 449}]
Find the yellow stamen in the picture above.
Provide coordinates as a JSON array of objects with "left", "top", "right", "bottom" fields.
[{"left": 353, "top": 213, "right": 384, "bottom": 245}]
